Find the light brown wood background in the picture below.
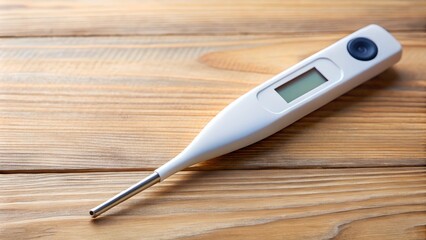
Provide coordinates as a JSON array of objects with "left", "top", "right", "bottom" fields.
[{"left": 0, "top": 1, "right": 425, "bottom": 239}]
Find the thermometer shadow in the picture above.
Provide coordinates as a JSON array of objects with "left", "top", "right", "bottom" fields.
[{"left": 198, "top": 68, "right": 401, "bottom": 169}]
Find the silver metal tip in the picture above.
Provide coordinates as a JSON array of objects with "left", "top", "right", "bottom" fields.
[{"left": 90, "top": 172, "right": 160, "bottom": 218}]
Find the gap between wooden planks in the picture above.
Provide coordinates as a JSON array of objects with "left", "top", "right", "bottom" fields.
[
  {"left": 1, "top": 33, "right": 425, "bottom": 172},
  {"left": 1, "top": 168, "right": 425, "bottom": 239}
]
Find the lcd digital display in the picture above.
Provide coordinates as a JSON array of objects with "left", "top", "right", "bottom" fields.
[{"left": 275, "top": 68, "right": 328, "bottom": 103}]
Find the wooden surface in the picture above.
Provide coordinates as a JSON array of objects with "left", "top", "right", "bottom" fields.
[
  {"left": 0, "top": 0, "right": 425, "bottom": 239},
  {"left": 0, "top": 0, "right": 425, "bottom": 36},
  {"left": 1, "top": 168, "right": 426, "bottom": 239}
]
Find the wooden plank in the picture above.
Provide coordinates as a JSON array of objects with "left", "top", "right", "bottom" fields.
[
  {"left": 0, "top": 168, "right": 425, "bottom": 239},
  {"left": 0, "top": 0, "right": 425, "bottom": 37},
  {"left": 1, "top": 33, "right": 425, "bottom": 172}
]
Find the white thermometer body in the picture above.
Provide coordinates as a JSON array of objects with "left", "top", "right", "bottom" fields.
[
  {"left": 156, "top": 24, "right": 402, "bottom": 179},
  {"left": 90, "top": 24, "right": 402, "bottom": 217}
]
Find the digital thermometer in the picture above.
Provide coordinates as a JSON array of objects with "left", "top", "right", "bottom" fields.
[{"left": 90, "top": 24, "right": 402, "bottom": 218}]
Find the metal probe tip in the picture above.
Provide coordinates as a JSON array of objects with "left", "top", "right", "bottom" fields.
[{"left": 90, "top": 172, "right": 160, "bottom": 218}]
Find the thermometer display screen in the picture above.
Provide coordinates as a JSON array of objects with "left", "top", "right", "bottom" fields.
[{"left": 275, "top": 68, "right": 328, "bottom": 103}]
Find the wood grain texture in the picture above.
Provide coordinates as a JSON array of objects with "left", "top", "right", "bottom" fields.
[
  {"left": 1, "top": 33, "right": 425, "bottom": 171},
  {"left": 0, "top": 0, "right": 425, "bottom": 37},
  {"left": 1, "top": 1, "right": 425, "bottom": 239},
  {"left": 1, "top": 168, "right": 425, "bottom": 239}
]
